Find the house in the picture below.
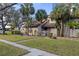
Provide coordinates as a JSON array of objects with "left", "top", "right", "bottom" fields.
[
  {"left": 29, "top": 20, "right": 40, "bottom": 36},
  {"left": 40, "top": 16, "right": 57, "bottom": 36},
  {"left": 41, "top": 21, "right": 57, "bottom": 36},
  {"left": 20, "top": 16, "right": 57, "bottom": 37}
]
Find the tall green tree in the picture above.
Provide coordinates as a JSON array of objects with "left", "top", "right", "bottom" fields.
[
  {"left": 35, "top": 9, "right": 48, "bottom": 23},
  {"left": 50, "top": 3, "right": 74, "bottom": 37},
  {"left": 20, "top": 3, "right": 35, "bottom": 34},
  {"left": 67, "top": 21, "right": 79, "bottom": 29}
]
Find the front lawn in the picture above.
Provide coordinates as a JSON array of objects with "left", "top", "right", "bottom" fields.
[
  {"left": 0, "top": 42, "right": 29, "bottom": 56},
  {"left": 0, "top": 35, "right": 35, "bottom": 42},
  {"left": 18, "top": 37, "right": 79, "bottom": 56}
]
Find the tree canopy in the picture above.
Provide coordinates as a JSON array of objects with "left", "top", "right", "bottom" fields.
[
  {"left": 50, "top": 3, "right": 79, "bottom": 37},
  {"left": 35, "top": 9, "right": 48, "bottom": 22}
]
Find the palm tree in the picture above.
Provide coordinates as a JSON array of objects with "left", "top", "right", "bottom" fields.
[
  {"left": 35, "top": 9, "right": 48, "bottom": 23},
  {"left": 20, "top": 3, "right": 35, "bottom": 35},
  {"left": 20, "top": 3, "right": 35, "bottom": 19},
  {"left": 50, "top": 3, "right": 79, "bottom": 37},
  {"left": 50, "top": 3, "right": 72, "bottom": 37}
]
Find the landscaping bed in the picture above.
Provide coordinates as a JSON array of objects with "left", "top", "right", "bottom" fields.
[
  {"left": 18, "top": 37, "right": 79, "bottom": 56},
  {"left": 0, "top": 42, "right": 29, "bottom": 56}
]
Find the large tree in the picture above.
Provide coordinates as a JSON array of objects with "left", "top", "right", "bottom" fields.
[
  {"left": 0, "top": 3, "right": 17, "bottom": 34},
  {"left": 35, "top": 9, "right": 48, "bottom": 23},
  {"left": 10, "top": 8, "right": 20, "bottom": 29},
  {"left": 20, "top": 3, "right": 35, "bottom": 34},
  {"left": 50, "top": 4, "right": 74, "bottom": 37}
]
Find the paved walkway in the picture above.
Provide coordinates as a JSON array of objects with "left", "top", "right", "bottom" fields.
[{"left": 0, "top": 40, "right": 57, "bottom": 56}]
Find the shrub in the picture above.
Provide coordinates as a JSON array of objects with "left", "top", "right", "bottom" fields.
[
  {"left": 6, "top": 31, "right": 12, "bottom": 35},
  {"left": 12, "top": 29, "right": 21, "bottom": 35},
  {"left": 47, "top": 33, "right": 57, "bottom": 39},
  {"left": 47, "top": 33, "right": 53, "bottom": 38}
]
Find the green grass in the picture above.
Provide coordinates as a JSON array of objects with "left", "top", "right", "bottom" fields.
[
  {"left": 18, "top": 37, "right": 79, "bottom": 56},
  {"left": 0, "top": 35, "right": 36, "bottom": 42},
  {"left": 1, "top": 34, "right": 79, "bottom": 56},
  {"left": 0, "top": 34, "right": 48, "bottom": 42},
  {"left": 0, "top": 42, "right": 29, "bottom": 56}
]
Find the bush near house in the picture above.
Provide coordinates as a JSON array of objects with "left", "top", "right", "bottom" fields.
[{"left": 12, "top": 30, "right": 21, "bottom": 35}]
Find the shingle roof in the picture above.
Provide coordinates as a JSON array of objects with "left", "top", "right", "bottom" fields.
[
  {"left": 30, "top": 20, "right": 56, "bottom": 28},
  {"left": 42, "top": 23, "right": 56, "bottom": 28},
  {"left": 30, "top": 20, "right": 41, "bottom": 27},
  {"left": 20, "top": 20, "right": 56, "bottom": 28}
]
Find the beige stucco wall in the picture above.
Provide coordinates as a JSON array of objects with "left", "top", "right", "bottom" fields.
[
  {"left": 29, "top": 28, "right": 38, "bottom": 36},
  {"left": 20, "top": 28, "right": 27, "bottom": 34},
  {"left": 20, "top": 26, "right": 39, "bottom": 35},
  {"left": 50, "top": 28, "right": 57, "bottom": 36}
]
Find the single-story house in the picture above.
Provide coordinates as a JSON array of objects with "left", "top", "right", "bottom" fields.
[
  {"left": 28, "top": 20, "right": 40, "bottom": 36},
  {"left": 41, "top": 22, "right": 57, "bottom": 36},
  {"left": 20, "top": 16, "right": 57, "bottom": 36}
]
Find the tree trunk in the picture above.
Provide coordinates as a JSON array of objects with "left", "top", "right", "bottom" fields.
[
  {"left": 1, "top": 15, "right": 6, "bottom": 34},
  {"left": 26, "top": 16, "right": 30, "bottom": 36},
  {"left": 60, "top": 20, "right": 64, "bottom": 37},
  {"left": 56, "top": 20, "right": 61, "bottom": 37},
  {"left": 57, "top": 25, "right": 61, "bottom": 37}
]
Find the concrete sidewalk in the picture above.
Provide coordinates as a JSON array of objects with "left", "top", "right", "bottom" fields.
[{"left": 0, "top": 40, "right": 57, "bottom": 56}]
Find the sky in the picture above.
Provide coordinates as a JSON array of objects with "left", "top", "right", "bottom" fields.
[
  {"left": 33, "top": 3, "right": 53, "bottom": 15},
  {"left": 14, "top": 3, "right": 56, "bottom": 15}
]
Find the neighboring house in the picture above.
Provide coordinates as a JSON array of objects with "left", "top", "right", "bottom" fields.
[{"left": 40, "top": 16, "right": 57, "bottom": 36}]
